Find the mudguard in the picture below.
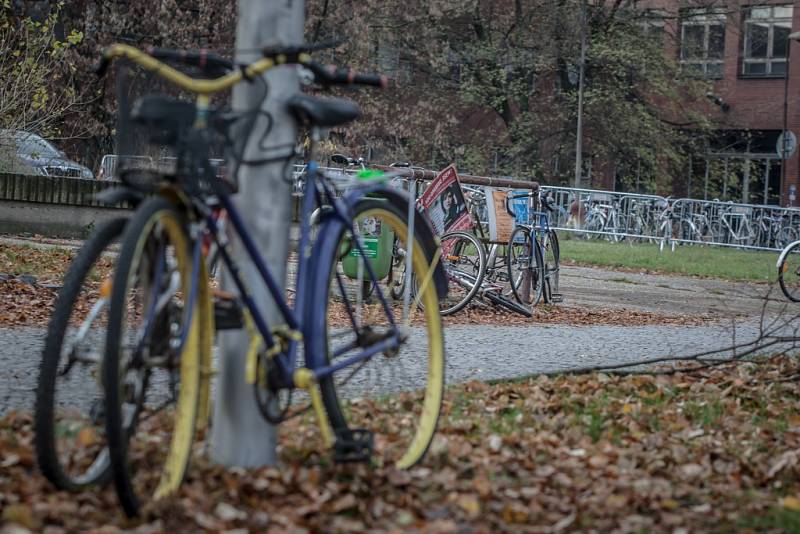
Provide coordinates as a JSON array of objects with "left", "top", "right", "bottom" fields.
[
  {"left": 317, "top": 183, "right": 448, "bottom": 302},
  {"left": 777, "top": 240, "right": 800, "bottom": 269},
  {"left": 93, "top": 186, "right": 144, "bottom": 207}
]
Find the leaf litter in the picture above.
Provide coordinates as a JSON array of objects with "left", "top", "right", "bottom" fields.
[{"left": 2, "top": 356, "right": 800, "bottom": 532}]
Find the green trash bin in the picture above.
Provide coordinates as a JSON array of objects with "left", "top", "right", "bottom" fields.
[{"left": 342, "top": 213, "right": 396, "bottom": 281}]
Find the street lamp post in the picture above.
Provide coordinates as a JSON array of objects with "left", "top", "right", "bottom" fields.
[{"left": 783, "top": 31, "right": 799, "bottom": 206}]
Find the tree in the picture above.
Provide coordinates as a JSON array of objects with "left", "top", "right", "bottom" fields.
[
  {"left": 306, "top": 0, "right": 720, "bottom": 192},
  {"left": 0, "top": 2, "right": 87, "bottom": 172}
]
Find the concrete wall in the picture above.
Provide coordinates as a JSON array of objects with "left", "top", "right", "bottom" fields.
[{"left": 0, "top": 173, "right": 129, "bottom": 238}]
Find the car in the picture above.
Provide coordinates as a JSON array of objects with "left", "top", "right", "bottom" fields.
[{"left": 0, "top": 130, "right": 93, "bottom": 179}]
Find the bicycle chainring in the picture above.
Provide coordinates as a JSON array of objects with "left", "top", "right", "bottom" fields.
[{"left": 253, "top": 351, "right": 291, "bottom": 424}]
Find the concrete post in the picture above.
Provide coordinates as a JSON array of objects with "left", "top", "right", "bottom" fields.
[{"left": 210, "top": 0, "right": 304, "bottom": 467}]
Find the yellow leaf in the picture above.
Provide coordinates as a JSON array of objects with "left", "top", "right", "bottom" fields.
[
  {"left": 2, "top": 504, "right": 36, "bottom": 529},
  {"left": 456, "top": 494, "right": 481, "bottom": 518},
  {"left": 661, "top": 498, "right": 680, "bottom": 510},
  {"left": 78, "top": 427, "right": 97, "bottom": 446},
  {"left": 782, "top": 496, "right": 800, "bottom": 511},
  {"left": 621, "top": 403, "right": 634, "bottom": 415}
]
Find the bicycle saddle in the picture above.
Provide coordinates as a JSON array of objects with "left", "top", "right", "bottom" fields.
[{"left": 287, "top": 94, "right": 360, "bottom": 127}]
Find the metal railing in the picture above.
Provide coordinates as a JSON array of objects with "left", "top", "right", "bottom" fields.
[
  {"left": 535, "top": 185, "right": 800, "bottom": 252},
  {"left": 100, "top": 155, "right": 800, "bottom": 252}
]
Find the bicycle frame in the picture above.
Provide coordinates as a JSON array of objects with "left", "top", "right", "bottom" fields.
[
  {"left": 199, "top": 163, "right": 405, "bottom": 388},
  {"left": 102, "top": 42, "right": 439, "bottom": 390}
]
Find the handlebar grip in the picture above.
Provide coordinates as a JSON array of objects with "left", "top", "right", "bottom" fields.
[
  {"left": 93, "top": 56, "right": 111, "bottom": 77},
  {"left": 262, "top": 39, "right": 343, "bottom": 59},
  {"left": 504, "top": 196, "right": 517, "bottom": 218},
  {"left": 349, "top": 71, "right": 389, "bottom": 88},
  {"left": 308, "top": 63, "right": 389, "bottom": 88}
]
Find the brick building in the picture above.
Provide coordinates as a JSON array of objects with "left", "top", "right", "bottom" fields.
[{"left": 641, "top": 0, "right": 800, "bottom": 206}]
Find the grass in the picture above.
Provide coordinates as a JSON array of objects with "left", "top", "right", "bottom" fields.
[
  {"left": 558, "top": 238, "right": 777, "bottom": 282},
  {"left": 0, "top": 244, "right": 76, "bottom": 280}
]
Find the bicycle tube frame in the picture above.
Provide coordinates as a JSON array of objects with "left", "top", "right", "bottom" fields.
[{"left": 204, "top": 163, "right": 403, "bottom": 385}]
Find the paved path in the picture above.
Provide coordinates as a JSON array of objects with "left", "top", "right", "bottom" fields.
[
  {"left": 561, "top": 264, "right": 786, "bottom": 318},
  {"left": 3, "top": 319, "right": 795, "bottom": 415}
]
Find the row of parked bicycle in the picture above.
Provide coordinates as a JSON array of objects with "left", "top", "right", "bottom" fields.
[
  {"left": 539, "top": 187, "right": 800, "bottom": 251},
  {"left": 311, "top": 159, "right": 564, "bottom": 318}
]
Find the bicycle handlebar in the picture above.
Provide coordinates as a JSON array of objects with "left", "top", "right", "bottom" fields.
[
  {"left": 93, "top": 43, "right": 388, "bottom": 94},
  {"left": 146, "top": 47, "right": 234, "bottom": 77}
]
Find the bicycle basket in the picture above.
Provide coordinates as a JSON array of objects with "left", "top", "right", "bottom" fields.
[{"left": 112, "top": 60, "right": 231, "bottom": 193}]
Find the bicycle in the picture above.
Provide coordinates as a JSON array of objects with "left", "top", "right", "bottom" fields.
[
  {"left": 778, "top": 239, "right": 800, "bottom": 301},
  {"left": 95, "top": 43, "right": 447, "bottom": 517},
  {"left": 505, "top": 191, "right": 561, "bottom": 307},
  {"left": 444, "top": 185, "right": 532, "bottom": 316}
]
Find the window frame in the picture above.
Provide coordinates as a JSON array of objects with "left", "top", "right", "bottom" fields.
[
  {"left": 741, "top": 5, "right": 793, "bottom": 78},
  {"left": 679, "top": 9, "right": 727, "bottom": 79}
]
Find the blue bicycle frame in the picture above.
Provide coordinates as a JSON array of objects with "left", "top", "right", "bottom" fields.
[{"left": 194, "top": 161, "right": 406, "bottom": 388}]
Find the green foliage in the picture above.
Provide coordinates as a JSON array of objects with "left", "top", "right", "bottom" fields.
[{"left": 0, "top": 3, "right": 84, "bottom": 139}]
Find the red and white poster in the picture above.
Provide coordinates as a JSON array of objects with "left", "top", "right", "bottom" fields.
[{"left": 418, "top": 165, "right": 472, "bottom": 236}]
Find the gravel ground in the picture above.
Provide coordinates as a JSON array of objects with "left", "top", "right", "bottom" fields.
[
  {"left": 3, "top": 318, "right": 796, "bottom": 416},
  {"left": 3, "top": 235, "right": 796, "bottom": 415}
]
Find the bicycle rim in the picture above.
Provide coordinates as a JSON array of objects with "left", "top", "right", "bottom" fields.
[
  {"left": 104, "top": 198, "right": 201, "bottom": 516},
  {"left": 315, "top": 199, "right": 445, "bottom": 469}
]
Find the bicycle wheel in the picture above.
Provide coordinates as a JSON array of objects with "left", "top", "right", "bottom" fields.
[
  {"left": 438, "top": 231, "right": 486, "bottom": 315},
  {"left": 35, "top": 218, "right": 126, "bottom": 491},
  {"left": 309, "top": 197, "right": 445, "bottom": 469},
  {"left": 543, "top": 229, "right": 560, "bottom": 296},
  {"left": 584, "top": 215, "right": 604, "bottom": 239},
  {"left": 779, "top": 242, "right": 800, "bottom": 302},
  {"left": 507, "top": 226, "right": 543, "bottom": 307},
  {"left": 103, "top": 197, "right": 204, "bottom": 517},
  {"left": 778, "top": 227, "right": 797, "bottom": 250}
]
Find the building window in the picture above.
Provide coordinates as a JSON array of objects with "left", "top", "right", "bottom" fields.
[
  {"left": 640, "top": 9, "right": 666, "bottom": 40},
  {"left": 680, "top": 9, "right": 726, "bottom": 78},
  {"left": 743, "top": 5, "right": 793, "bottom": 77}
]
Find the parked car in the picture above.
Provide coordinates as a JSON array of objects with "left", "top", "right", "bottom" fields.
[{"left": 0, "top": 130, "right": 93, "bottom": 179}]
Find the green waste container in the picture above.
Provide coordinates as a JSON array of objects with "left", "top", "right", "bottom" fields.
[{"left": 342, "top": 213, "right": 395, "bottom": 280}]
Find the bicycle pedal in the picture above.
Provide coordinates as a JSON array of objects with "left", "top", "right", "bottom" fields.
[
  {"left": 333, "top": 428, "right": 374, "bottom": 464},
  {"left": 213, "top": 295, "right": 244, "bottom": 330},
  {"left": 549, "top": 293, "right": 564, "bottom": 303}
]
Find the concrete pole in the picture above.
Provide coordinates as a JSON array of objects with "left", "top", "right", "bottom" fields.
[{"left": 211, "top": 0, "right": 304, "bottom": 467}]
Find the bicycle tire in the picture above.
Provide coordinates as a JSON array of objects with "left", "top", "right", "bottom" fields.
[
  {"left": 584, "top": 216, "right": 604, "bottom": 239},
  {"left": 507, "top": 226, "right": 544, "bottom": 307},
  {"left": 438, "top": 230, "right": 486, "bottom": 315},
  {"left": 544, "top": 229, "right": 560, "bottom": 296},
  {"left": 779, "top": 241, "right": 800, "bottom": 302},
  {"left": 778, "top": 227, "right": 797, "bottom": 250},
  {"left": 310, "top": 197, "right": 445, "bottom": 470},
  {"left": 103, "top": 197, "right": 203, "bottom": 517},
  {"left": 35, "top": 217, "right": 127, "bottom": 492}
]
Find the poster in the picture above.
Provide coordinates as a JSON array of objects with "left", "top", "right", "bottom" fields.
[
  {"left": 508, "top": 189, "right": 531, "bottom": 225},
  {"left": 484, "top": 187, "right": 516, "bottom": 243},
  {"left": 418, "top": 165, "right": 472, "bottom": 235}
]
